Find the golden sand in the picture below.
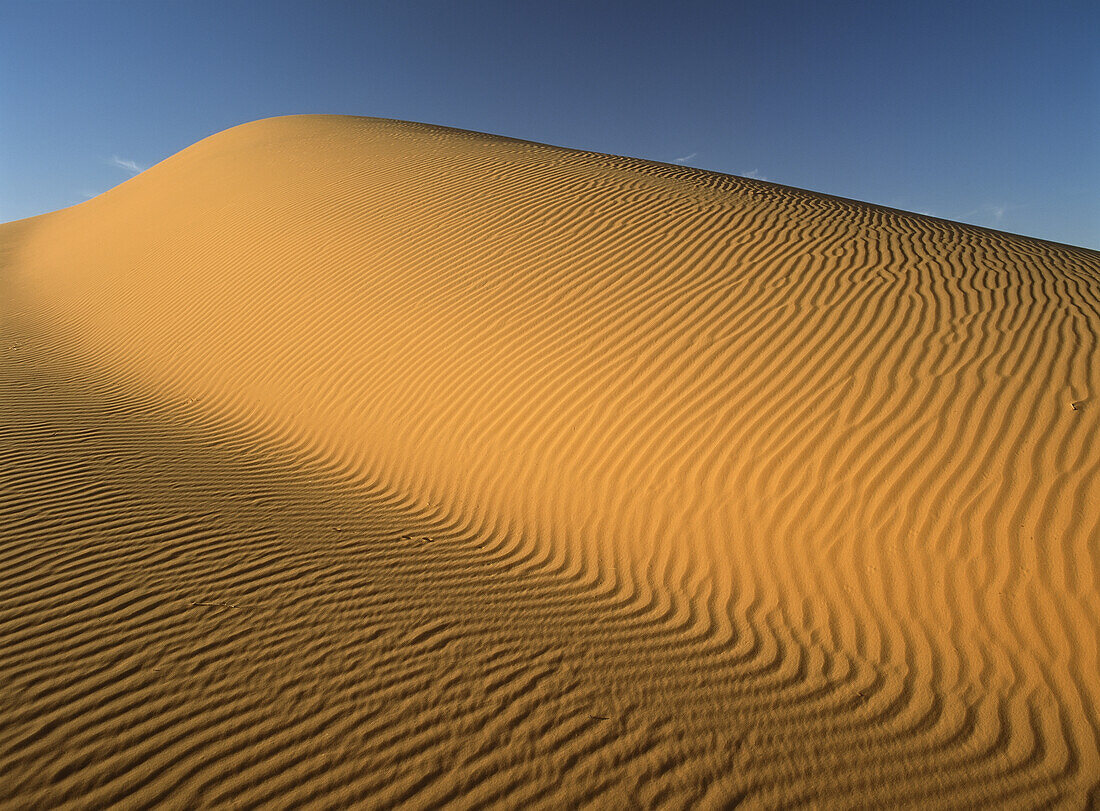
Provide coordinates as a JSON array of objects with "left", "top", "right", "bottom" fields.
[{"left": 2, "top": 115, "right": 1098, "bottom": 807}]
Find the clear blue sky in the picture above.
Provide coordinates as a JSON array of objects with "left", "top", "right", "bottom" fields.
[{"left": 2, "top": 0, "right": 1097, "bottom": 248}]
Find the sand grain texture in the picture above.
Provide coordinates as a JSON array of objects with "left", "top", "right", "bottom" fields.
[{"left": 2, "top": 116, "right": 1099, "bottom": 807}]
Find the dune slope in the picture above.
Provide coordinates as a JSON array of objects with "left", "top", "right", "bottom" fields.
[{"left": 2, "top": 115, "right": 1099, "bottom": 807}]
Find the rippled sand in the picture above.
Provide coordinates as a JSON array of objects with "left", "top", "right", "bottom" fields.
[{"left": 2, "top": 115, "right": 1098, "bottom": 807}]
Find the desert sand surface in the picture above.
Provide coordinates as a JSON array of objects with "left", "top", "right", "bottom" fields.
[{"left": 2, "top": 115, "right": 1099, "bottom": 808}]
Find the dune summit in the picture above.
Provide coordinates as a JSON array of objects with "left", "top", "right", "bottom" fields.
[{"left": 2, "top": 115, "right": 1098, "bottom": 807}]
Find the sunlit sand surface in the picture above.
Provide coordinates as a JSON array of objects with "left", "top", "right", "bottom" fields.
[{"left": 2, "top": 115, "right": 1098, "bottom": 807}]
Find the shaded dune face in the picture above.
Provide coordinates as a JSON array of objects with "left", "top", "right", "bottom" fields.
[{"left": 2, "top": 115, "right": 1099, "bottom": 806}]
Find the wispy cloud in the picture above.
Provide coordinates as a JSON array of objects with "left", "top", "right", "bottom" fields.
[
  {"left": 673, "top": 152, "right": 698, "bottom": 164},
  {"left": 108, "top": 155, "right": 144, "bottom": 175},
  {"left": 742, "top": 168, "right": 769, "bottom": 181},
  {"left": 959, "top": 202, "right": 1013, "bottom": 226}
]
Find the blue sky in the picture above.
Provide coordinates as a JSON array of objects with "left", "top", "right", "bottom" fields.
[{"left": 2, "top": 0, "right": 1097, "bottom": 248}]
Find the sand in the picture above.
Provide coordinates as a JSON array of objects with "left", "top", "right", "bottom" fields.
[{"left": 1, "top": 115, "right": 1098, "bottom": 807}]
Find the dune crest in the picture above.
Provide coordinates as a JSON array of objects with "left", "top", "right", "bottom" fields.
[{"left": 2, "top": 115, "right": 1099, "bottom": 806}]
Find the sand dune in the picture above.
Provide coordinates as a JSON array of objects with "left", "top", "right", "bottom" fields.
[{"left": 2, "top": 115, "right": 1098, "bottom": 807}]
